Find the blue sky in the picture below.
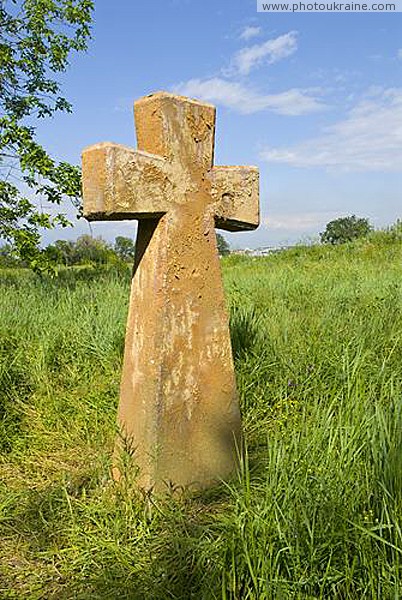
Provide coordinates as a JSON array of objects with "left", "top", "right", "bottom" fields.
[{"left": 38, "top": 0, "right": 402, "bottom": 249}]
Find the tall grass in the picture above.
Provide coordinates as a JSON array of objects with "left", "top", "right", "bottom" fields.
[{"left": 1, "top": 238, "right": 402, "bottom": 598}]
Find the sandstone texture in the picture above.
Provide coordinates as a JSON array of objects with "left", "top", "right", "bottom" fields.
[{"left": 82, "top": 92, "right": 260, "bottom": 491}]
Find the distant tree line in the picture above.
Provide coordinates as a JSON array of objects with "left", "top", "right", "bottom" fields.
[
  {"left": 0, "top": 233, "right": 231, "bottom": 268},
  {"left": 1, "top": 215, "right": 383, "bottom": 270},
  {"left": 0, "top": 235, "right": 134, "bottom": 269}
]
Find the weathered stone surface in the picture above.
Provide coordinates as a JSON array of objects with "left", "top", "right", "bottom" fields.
[
  {"left": 210, "top": 166, "right": 259, "bottom": 231},
  {"left": 81, "top": 92, "right": 260, "bottom": 492},
  {"left": 82, "top": 143, "right": 171, "bottom": 219}
]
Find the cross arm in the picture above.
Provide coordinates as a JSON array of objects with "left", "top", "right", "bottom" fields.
[
  {"left": 82, "top": 142, "right": 172, "bottom": 220},
  {"left": 209, "top": 166, "right": 259, "bottom": 232}
]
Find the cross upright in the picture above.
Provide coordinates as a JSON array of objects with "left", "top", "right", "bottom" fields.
[{"left": 82, "top": 92, "right": 259, "bottom": 491}]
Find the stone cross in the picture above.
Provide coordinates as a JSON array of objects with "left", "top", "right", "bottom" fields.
[{"left": 82, "top": 92, "right": 259, "bottom": 491}]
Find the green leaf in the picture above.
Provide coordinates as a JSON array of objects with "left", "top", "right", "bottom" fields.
[{"left": 0, "top": 0, "right": 94, "bottom": 269}]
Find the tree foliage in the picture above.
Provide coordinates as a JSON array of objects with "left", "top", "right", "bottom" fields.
[
  {"left": 0, "top": 0, "right": 93, "bottom": 271},
  {"left": 320, "top": 215, "right": 372, "bottom": 245},
  {"left": 114, "top": 236, "right": 136, "bottom": 262},
  {"left": 44, "top": 235, "right": 116, "bottom": 266},
  {"left": 216, "top": 233, "right": 230, "bottom": 256},
  {"left": 0, "top": 234, "right": 139, "bottom": 267}
]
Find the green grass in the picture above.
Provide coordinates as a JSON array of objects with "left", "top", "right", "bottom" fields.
[{"left": 1, "top": 233, "right": 402, "bottom": 598}]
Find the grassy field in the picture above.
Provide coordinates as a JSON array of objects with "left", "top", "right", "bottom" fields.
[{"left": 1, "top": 229, "right": 402, "bottom": 599}]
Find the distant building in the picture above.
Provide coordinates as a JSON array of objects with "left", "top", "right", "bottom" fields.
[{"left": 231, "top": 245, "right": 296, "bottom": 257}]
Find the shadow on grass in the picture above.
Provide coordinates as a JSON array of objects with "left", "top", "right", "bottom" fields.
[{"left": 1, "top": 470, "right": 247, "bottom": 599}]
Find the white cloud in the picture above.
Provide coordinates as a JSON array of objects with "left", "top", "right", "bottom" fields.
[
  {"left": 232, "top": 31, "right": 298, "bottom": 75},
  {"left": 174, "top": 78, "right": 324, "bottom": 116},
  {"left": 261, "top": 88, "right": 402, "bottom": 172},
  {"left": 398, "top": 49, "right": 402, "bottom": 60},
  {"left": 239, "top": 26, "right": 262, "bottom": 41},
  {"left": 264, "top": 212, "right": 339, "bottom": 231}
]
